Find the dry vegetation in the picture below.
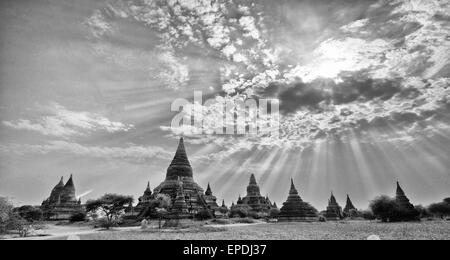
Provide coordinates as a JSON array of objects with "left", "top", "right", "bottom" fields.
[{"left": 79, "top": 220, "right": 450, "bottom": 240}]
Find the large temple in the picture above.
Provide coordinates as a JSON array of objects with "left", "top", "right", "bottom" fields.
[
  {"left": 41, "top": 175, "right": 84, "bottom": 220},
  {"left": 231, "top": 174, "right": 277, "bottom": 214},
  {"left": 136, "top": 138, "right": 219, "bottom": 219},
  {"left": 278, "top": 179, "right": 318, "bottom": 222}
]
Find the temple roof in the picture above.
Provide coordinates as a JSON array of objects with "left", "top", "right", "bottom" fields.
[
  {"left": 65, "top": 174, "right": 75, "bottom": 189},
  {"left": 396, "top": 181, "right": 406, "bottom": 197},
  {"left": 329, "top": 192, "right": 338, "bottom": 205},
  {"left": 289, "top": 179, "right": 299, "bottom": 195},
  {"left": 205, "top": 183, "right": 212, "bottom": 196},
  {"left": 249, "top": 174, "right": 257, "bottom": 185},
  {"left": 166, "top": 138, "right": 194, "bottom": 180}
]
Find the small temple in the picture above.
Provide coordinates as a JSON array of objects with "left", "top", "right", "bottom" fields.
[
  {"left": 395, "top": 182, "right": 416, "bottom": 212},
  {"left": 41, "top": 175, "right": 84, "bottom": 220},
  {"left": 231, "top": 174, "right": 277, "bottom": 214},
  {"left": 325, "top": 192, "right": 343, "bottom": 221},
  {"left": 343, "top": 194, "right": 357, "bottom": 214},
  {"left": 278, "top": 179, "right": 318, "bottom": 222}
]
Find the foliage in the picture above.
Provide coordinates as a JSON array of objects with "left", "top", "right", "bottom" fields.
[
  {"left": 428, "top": 199, "right": 450, "bottom": 219},
  {"left": 318, "top": 215, "right": 327, "bottom": 222},
  {"left": 269, "top": 208, "right": 280, "bottom": 219},
  {"left": 194, "top": 209, "right": 214, "bottom": 220},
  {"left": 0, "top": 198, "right": 32, "bottom": 237},
  {"left": 230, "top": 207, "right": 249, "bottom": 218},
  {"left": 370, "top": 195, "right": 419, "bottom": 222},
  {"left": 16, "top": 206, "right": 43, "bottom": 222},
  {"left": 415, "top": 205, "right": 432, "bottom": 219},
  {"left": 86, "top": 194, "right": 133, "bottom": 229},
  {"left": 343, "top": 209, "right": 362, "bottom": 219},
  {"left": 70, "top": 212, "right": 87, "bottom": 223},
  {"left": 361, "top": 210, "right": 376, "bottom": 220}
]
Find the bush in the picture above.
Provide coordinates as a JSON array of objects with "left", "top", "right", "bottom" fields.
[
  {"left": 95, "top": 218, "right": 118, "bottom": 229},
  {"left": 415, "top": 205, "right": 431, "bottom": 219},
  {"left": 370, "top": 196, "right": 419, "bottom": 222},
  {"left": 318, "top": 215, "right": 327, "bottom": 222},
  {"left": 269, "top": 208, "right": 280, "bottom": 219},
  {"left": 194, "top": 209, "right": 213, "bottom": 220},
  {"left": 361, "top": 210, "right": 376, "bottom": 220},
  {"left": 16, "top": 206, "right": 43, "bottom": 222},
  {"left": 428, "top": 200, "right": 450, "bottom": 219},
  {"left": 70, "top": 212, "right": 87, "bottom": 223},
  {"left": 230, "top": 208, "right": 249, "bottom": 218}
]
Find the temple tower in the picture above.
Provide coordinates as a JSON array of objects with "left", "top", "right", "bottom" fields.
[
  {"left": 325, "top": 192, "right": 343, "bottom": 221},
  {"left": 234, "top": 174, "right": 275, "bottom": 213},
  {"left": 343, "top": 194, "right": 357, "bottom": 214},
  {"left": 278, "top": 179, "right": 318, "bottom": 222}
]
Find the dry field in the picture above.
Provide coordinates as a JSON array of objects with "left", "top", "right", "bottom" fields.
[{"left": 79, "top": 220, "right": 450, "bottom": 240}]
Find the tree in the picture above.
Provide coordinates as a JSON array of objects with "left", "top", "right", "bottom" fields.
[
  {"left": 153, "top": 194, "right": 172, "bottom": 229},
  {"left": 0, "top": 197, "right": 30, "bottom": 237},
  {"left": 444, "top": 198, "right": 450, "bottom": 204},
  {"left": 16, "top": 206, "right": 43, "bottom": 222},
  {"left": 428, "top": 200, "right": 450, "bottom": 219},
  {"left": 370, "top": 195, "right": 419, "bottom": 222},
  {"left": 370, "top": 196, "right": 399, "bottom": 222},
  {"left": 86, "top": 194, "right": 133, "bottom": 229},
  {"left": 269, "top": 208, "right": 280, "bottom": 219}
]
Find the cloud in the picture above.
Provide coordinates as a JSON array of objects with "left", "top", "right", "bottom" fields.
[
  {"left": 3, "top": 103, "right": 134, "bottom": 138},
  {"left": 0, "top": 141, "right": 172, "bottom": 163}
]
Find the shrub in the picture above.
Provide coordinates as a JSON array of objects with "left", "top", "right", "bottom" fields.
[
  {"left": 70, "top": 212, "right": 87, "bottom": 223},
  {"left": 194, "top": 209, "right": 213, "bottom": 220},
  {"left": 318, "top": 215, "right": 327, "bottom": 222},
  {"left": 269, "top": 208, "right": 280, "bottom": 219},
  {"left": 230, "top": 208, "right": 249, "bottom": 218},
  {"left": 344, "top": 209, "right": 361, "bottom": 219},
  {"left": 16, "top": 206, "right": 43, "bottom": 222},
  {"left": 361, "top": 210, "right": 376, "bottom": 220},
  {"left": 428, "top": 200, "right": 450, "bottom": 219},
  {"left": 95, "top": 218, "right": 118, "bottom": 229},
  {"left": 370, "top": 195, "right": 419, "bottom": 222},
  {"left": 415, "top": 205, "right": 431, "bottom": 219}
]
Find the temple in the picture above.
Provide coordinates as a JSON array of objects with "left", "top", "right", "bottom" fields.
[
  {"left": 41, "top": 175, "right": 84, "bottom": 220},
  {"left": 395, "top": 182, "right": 417, "bottom": 213},
  {"left": 343, "top": 194, "right": 357, "bottom": 215},
  {"left": 325, "top": 192, "right": 343, "bottom": 220},
  {"left": 137, "top": 138, "right": 219, "bottom": 219},
  {"left": 278, "top": 179, "right": 318, "bottom": 222},
  {"left": 231, "top": 174, "right": 276, "bottom": 214}
]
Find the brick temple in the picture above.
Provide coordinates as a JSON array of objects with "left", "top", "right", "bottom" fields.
[{"left": 41, "top": 175, "right": 84, "bottom": 220}]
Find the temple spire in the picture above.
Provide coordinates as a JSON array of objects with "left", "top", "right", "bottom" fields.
[
  {"left": 170, "top": 137, "right": 191, "bottom": 167},
  {"left": 289, "top": 179, "right": 299, "bottom": 195},
  {"left": 166, "top": 138, "right": 193, "bottom": 180},
  {"left": 205, "top": 183, "right": 212, "bottom": 196},
  {"left": 65, "top": 174, "right": 74, "bottom": 188},
  {"left": 249, "top": 174, "right": 257, "bottom": 185}
]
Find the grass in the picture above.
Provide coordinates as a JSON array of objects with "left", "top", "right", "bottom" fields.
[{"left": 79, "top": 220, "right": 450, "bottom": 240}]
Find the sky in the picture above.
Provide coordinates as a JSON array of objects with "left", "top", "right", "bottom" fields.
[{"left": 0, "top": 0, "right": 449, "bottom": 210}]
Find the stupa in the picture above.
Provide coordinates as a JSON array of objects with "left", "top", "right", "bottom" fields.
[
  {"left": 325, "top": 192, "right": 343, "bottom": 221},
  {"left": 278, "top": 179, "right": 318, "bottom": 222},
  {"left": 394, "top": 182, "right": 419, "bottom": 220},
  {"left": 139, "top": 138, "right": 214, "bottom": 218},
  {"left": 343, "top": 194, "right": 357, "bottom": 214},
  {"left": 41, "top": 175, "right": 84, "bottom": 220},
  {"left": 203, "top": 183, "right": 219, "bottom": 211},
  {"left": 135, "top": 182, "right": 153, "bottom": 212}
]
